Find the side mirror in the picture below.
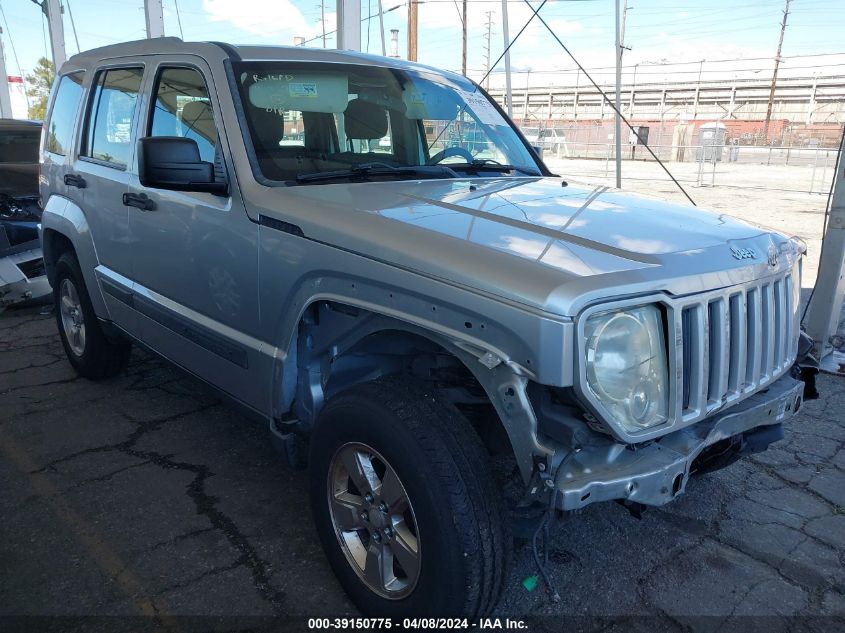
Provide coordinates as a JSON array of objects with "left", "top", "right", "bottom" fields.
[{"left": 138, "top": 137, "right": 228, "bottom": 195}]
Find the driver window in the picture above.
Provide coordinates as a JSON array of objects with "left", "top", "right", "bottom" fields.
[
  {"left": 84, "top": 67, "right": 144, "bottom": 167},
  {"left": 149, "top": 67, "right": 217, "bottom": 163}
]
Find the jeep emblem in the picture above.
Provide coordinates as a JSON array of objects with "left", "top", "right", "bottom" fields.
[
  {"left": 767, "top": 245, "right": 779, "bottom": 267},
  {"left": 730, "top": 246, "right": 757, "bottom": 260}
]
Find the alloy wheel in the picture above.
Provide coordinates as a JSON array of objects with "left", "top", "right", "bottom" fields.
[
  {"left": 59, "top": 278, "right": 86, "bottom": 356},
  {"left": 327, "top": 442, "right": 421, "bottom": 599}
]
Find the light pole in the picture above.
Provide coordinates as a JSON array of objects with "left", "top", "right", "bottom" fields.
[
  {"left": 501, "top": 0, "right": 512, "bottom": 116},
  {"left": 613, "top": 0, "right": 626, "bottom": 189}
]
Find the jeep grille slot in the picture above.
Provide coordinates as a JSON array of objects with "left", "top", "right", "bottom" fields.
[
  {"left": 745, "top": 288, "right": 759, "bottom": 388},
  {"left": 727, "top": 293, "right": 745, "bottom": 395},
  {"left": 678, "top": 268, "right": 797, "bottom": 422},
  {"left": 681, "top": 307, "right": 693, "bottom": 410},
  {"left": 707, "top": 299, "right": 731, "bottom": 404}
]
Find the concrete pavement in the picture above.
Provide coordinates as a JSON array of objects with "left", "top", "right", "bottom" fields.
[{"left": 1, "top": 306, "right": 843, "bottom": 628}]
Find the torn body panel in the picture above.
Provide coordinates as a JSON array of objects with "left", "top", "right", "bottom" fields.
[
  {"left": 0, "top": 195, "right": 49, "bottom": 312},
  {"left": 283, "top": 301, "right": 556, "bottom": 481},
  {"left": 0, "top": 119, "right": 48, "bottom": 312},
  {"left": 542, "top": 373, "right": 804, "bottom": 510}
]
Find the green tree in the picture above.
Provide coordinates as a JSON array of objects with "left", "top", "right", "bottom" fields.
[{"left": 26, "top": 57, "right": 55, "bottom": 120}]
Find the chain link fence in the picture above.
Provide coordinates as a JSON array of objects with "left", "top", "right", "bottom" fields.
[{"left": 527, "top": 124, "right": 839, "bottom": 195}]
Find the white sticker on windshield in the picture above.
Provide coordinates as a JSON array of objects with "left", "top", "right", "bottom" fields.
[
  {"left": 461, "top": 90, "right": 505, "bottom": 127},
  {"left": 289, "top": 82, "right": 318, "bottom": 98}
]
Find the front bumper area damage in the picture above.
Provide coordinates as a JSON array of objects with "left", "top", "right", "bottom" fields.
[{"left": 552, "top": 374, "right": 804, "bottom": 511}]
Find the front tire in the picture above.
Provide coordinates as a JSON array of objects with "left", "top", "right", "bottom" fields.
[
  {"left": 309, "top": 375, "right": 507, "bottom": 618},
  {"left": 54, "top": 252, "right": 130, "bottom": 379}
]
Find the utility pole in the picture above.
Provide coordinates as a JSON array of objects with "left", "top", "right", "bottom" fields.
[
  {"left": 408, "top": 0, "right": 418, "bottom": 61},
  {"left": 614, "top": 0, "right": 627, "bottom": 189},
  {"left": 461, "top": 0, "right": 467, "bottom": 76},
  {"left": 501, "top": 0, "right": 513, "bottom": 115},
  {"left": 144, "top": 0, "right": 165, "bottom": 38},
  {"left": 763, "top": 0, "right": 790, "bottom": 143},
  {"left": 377, "top": 0, "right": 386, "bottom": 56},
  {"left": 483, "top": 11, "right": 493, "bottom": 89},
  {"left": 320, "top": 0, "right": 327, "bottom": 47},
  {"left": 0, "top": 28, "right": 13, "bottom": 118},
  {"left": 34, "top": 0, "right": 66, "bottom": 69},
  {"left": 337, "top": 0, "right": 361, "bottom": 51}
]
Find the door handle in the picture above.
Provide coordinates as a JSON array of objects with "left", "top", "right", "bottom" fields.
[
  {"left": 122, "top": 192, "right": 156, "bottom": 211},
  {"left": 63, "top": 173, "right": 87, "bottom": 188}
]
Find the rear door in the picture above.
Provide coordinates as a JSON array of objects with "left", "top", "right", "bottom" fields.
[{"left": 72, "top": 63, "right": 146, "bottom": 335}]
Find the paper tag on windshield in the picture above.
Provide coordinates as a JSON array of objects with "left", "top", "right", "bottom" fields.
[
  {"left": 461, "top": 90, "right": 505, "bottom": 126},
  {"left": 289, "top": 82, "right": 318, "bottom": 98}
]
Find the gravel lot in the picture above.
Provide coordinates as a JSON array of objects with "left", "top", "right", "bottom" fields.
[{"left": 1, "top": 304, "right": 843, "bottom": 630}]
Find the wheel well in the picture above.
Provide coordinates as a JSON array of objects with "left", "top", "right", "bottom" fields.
[
  {"left": 42, "top": 229, "right": 75, "bottom": 285},
  {"left": 290, "top": 301, "right": 517, "bottom": 461}
]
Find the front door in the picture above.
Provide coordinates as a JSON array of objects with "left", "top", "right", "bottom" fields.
[{"left": 127, "top": 59, "right": 262, "bottom": 408}]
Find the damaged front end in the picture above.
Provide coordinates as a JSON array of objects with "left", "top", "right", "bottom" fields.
[{"left": 547, "top": 373, "right": 804, "bottom": 511}]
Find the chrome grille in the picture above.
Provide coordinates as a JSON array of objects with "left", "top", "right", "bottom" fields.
[{"left": 678, "top": 267, "right": 799, "bottom": 421}]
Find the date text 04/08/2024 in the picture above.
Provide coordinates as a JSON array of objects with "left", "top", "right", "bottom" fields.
[{"left": 306, "top": 618, "right": 528, "bottom": 629}]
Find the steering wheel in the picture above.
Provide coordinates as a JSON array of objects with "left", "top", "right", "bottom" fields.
[
  {"left": 427, "top": 146, "right": 474, "bottom": 165},
  {"left": 472, "top": 157, "right": 503, "bottom": 166}
]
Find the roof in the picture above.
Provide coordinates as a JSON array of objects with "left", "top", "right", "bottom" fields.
[{"left": 63, "top": 38, "right": 472, "bottom": 88}]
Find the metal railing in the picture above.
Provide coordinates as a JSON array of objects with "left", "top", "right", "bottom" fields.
[{"left": 538, "top": 141, "right": 838, "bottom": 194}]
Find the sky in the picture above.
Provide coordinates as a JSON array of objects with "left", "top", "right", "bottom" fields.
[{"left": 2, "top": 0, "right": 845, "bottom": 91}]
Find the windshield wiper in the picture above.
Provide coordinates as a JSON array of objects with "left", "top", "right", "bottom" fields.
[
  {"left": 295, "top": 163, "right": 458, "bottom": 184},
  {"left": 448, "top": 160, "right": 541, "bottom": 177}
]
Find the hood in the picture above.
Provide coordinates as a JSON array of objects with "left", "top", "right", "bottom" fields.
[{"left": 256, "top": 177, "right": 800, "bottom": 316}]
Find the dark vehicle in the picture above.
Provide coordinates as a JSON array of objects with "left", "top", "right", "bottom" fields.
[{"left": 0, "top": 118, "right": 49, "bottom": 312}]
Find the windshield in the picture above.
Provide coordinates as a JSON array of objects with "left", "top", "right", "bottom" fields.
[{"left": 232, "top": 61, "right": 539, "bottom": 184}]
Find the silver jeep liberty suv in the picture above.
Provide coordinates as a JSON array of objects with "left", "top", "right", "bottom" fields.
[{"left": 39, "top": 38, "right": 806, "bottom": 618}]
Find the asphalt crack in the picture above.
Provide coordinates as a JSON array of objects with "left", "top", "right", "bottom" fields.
[{"left": 27, "top": 403, "right": 287, "bottom": 611}]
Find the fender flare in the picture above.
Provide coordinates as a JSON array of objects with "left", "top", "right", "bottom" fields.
[{"left": 40, "top": 195, "right": 108, "bottom": 318}]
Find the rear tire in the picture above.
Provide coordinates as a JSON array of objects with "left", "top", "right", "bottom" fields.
[
  {"left": 54, "top": 252, "right": 130, "bottom": 379},
  {"left": 309, "top": 375, "right": 508, "bottom": 618}
]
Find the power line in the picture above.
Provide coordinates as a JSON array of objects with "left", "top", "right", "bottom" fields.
[
  {"left": 520, "top": 0, "right": 697, "bottom": 205},
  {"left": 477, "top": 0, "right": 546, "bottom": 86},
  {"left": 173, "top": 0, "right": 185, "bottom": 39},
  {"left": 0, "top": 1, "right": 25, "bottom": 81},
  {"left": 298, "top": 1, "right": 407, "bottom": 46},
  {"left": 479, "top": 55, "right": 845, "bottom": 77},
  {"left": 64, "top": 0, "right": 80, "bottom": 53},
  {"left": 40, "top": 10, "right": 48, "bottom": 60}
]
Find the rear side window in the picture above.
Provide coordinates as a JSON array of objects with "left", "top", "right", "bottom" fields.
[
  {"left": 149, "top": 67, "right": 217, "bottom": 163},
  {"left": 83, "top": 67, "right": 144, "bottom": 168},
  {"left": 45, "top": 72, "right": 85, "bottom": 156}
]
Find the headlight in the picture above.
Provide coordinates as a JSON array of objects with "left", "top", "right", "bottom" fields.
[{"left": 584, "top": 304, "right": 669, "bottom": 434}]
